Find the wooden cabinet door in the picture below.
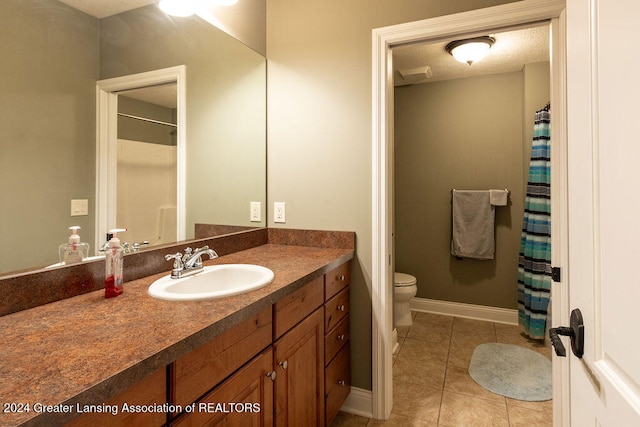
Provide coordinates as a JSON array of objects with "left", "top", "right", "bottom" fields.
[
  {"left": 66, "top": 367, "right": 166, "bottom": 427},
  {"left": 173, "top": 348, "right": 274, "bottom": 427},
  {"left": 273, "top": 308, "right": 324, "bottom": 426}
]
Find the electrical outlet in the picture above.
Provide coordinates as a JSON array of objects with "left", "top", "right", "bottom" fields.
[
  {"left": 250, "top": 202, "right": 261, "bottom": 222},
  {"left": 274, "top": 202, "right": 286, "bottom": 223}
]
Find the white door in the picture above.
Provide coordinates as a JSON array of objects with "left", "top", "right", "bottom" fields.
[{"left": 565, "top": 0, "right": 640, "bottom": 424}]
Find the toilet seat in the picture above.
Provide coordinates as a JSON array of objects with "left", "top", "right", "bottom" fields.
[
  {"left": 393, "top": 272, "right": 417, "bottom": 327},
  {"left": 394, "top": 272, "right": 417, "bottom": 287}
]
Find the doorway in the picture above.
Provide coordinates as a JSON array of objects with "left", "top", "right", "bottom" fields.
[
  {"left": 96, "top": 66, "right": 186, "bottom": 253},
  {"left": 371, "top": 0, "right": 568, "bottom": 423},
  {"left": 117, "top": 84, "right": 178, "bottom": 247}
]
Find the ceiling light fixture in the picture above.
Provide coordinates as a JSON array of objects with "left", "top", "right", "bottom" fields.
[
  {"left": 445, "top": 36, "right": 495, "bottom": 66},
  {"left": 158, "top": 0, "right": 199, "bottom": 17}
]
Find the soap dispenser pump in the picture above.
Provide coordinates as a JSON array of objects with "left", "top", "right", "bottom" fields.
[
  {"left": 105, "top": 228, "right": 127, "bottom": 298},
  {"left": 59, "top": 226, "right": 90, "bottom": 265}
]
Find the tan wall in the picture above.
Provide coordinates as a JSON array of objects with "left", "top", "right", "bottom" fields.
[
  {"left": 394, "top": 72, "right": 525, "bottom": 309},
  {"left": 266, "top": 0, "right": 519, "bottom": 391},
  {"left": 203, "top": 0, "right": 266, "bottom": 55}
]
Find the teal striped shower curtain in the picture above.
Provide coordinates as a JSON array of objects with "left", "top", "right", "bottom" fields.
[{"left": 518, "top": 105, "right": 551, "bottom": 340}]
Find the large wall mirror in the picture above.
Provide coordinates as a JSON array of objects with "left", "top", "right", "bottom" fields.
[{"left": 0, "top": 0, "right": 266, "bottom": 276}]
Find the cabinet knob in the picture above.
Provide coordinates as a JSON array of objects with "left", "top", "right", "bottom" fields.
[
  {"left": 278, "top": 360, "right": 288, "bottom": 370},
  {"left": 337, "top": 275, "right": 345, "bottom": 281},
  {"left": 338, "top": 380, "right": 346, "bottom": 386},
  {"left": 337, "top": 305, "right": 345, "bottom": 312},
  {"left": 337, "top": 334, "right": 345, "bottom": 341},
  {"left": 266, "top": 371, "right": 276, "bottom": 381}
]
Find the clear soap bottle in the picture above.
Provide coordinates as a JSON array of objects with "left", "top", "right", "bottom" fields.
[
  {"left": 59, "top": 226, "right": 90, "bottom": 265},
  {"left": 105, "top": 228, "right": 126, "bottom": 298}
]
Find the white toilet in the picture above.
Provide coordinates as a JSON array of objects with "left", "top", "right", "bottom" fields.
[{"left": 394, "top": 272, "right": 418, "bottom": 327}]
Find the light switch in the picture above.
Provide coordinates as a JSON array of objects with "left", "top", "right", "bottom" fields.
[{"left": 71, "top": 199, "right": 88, "bottom": 216}]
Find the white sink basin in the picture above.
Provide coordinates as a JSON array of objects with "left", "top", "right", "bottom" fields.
[{"left": 148, "top": 264, "right": 274, "bottom": 301}]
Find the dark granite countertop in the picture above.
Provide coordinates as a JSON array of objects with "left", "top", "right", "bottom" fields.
[{"left": 0, "top": 243, "right": 353, "bottom": 426}]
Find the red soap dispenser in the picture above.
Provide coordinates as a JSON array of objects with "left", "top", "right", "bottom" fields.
[{"left": 105, "top": 228, "right": 127, "bottom": 298}]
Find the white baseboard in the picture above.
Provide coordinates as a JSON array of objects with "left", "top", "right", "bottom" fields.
[
  {"left": 340, "top": 387, "right": 373, "bottom": 419},
  {"left": 410, "top": 297, "right": 518, "bottom": 325}
]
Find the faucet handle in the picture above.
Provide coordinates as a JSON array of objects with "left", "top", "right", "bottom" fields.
[
  {"left": 165, "top": 252, "right": 183, "bottom": 271},
  {"left": 164, "top": 252, "right": 182, "bottom": 261},
  {"left": 132, "top": 241, "right": 149, "bottom": 252}
]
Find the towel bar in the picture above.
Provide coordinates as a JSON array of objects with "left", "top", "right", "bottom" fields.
[{"left": 450, "top": 188, "right": 510, "bottom": 196}]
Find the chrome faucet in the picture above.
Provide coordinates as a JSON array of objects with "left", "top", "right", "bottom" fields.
[{"left": 165, "top": 245, "right": 218, "bottom": 279}]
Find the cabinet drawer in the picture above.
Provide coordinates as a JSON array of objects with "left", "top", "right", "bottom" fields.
[
  {"left": 67, "top": 367, "right": 166, "bottom": 427},
  {"left": 324, "top": 287, "right": 349, "bottom": 333},
  {"left": 173, "top": 348, "right": 273, "bottom": 427},
  {"left": 325, "top": 263, "right": 350, "bottom": 301},
  {"left": 325, "top": 344, "right": 350, "bottom": 426},
  {"left": 325, "top": 314, "right": 349, "bottom": 366},
  {"left": 273, "top": 276, "right": 323, "bottom": 339},
  {"left": 172, "top": 307, "right": 272, "bottom": 409}
]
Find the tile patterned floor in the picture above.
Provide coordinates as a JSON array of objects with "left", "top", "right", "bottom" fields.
[{"left": 331, "top": 311, "right": 553, "bottom": 427}]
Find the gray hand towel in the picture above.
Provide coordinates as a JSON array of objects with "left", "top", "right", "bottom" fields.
[{"left": 451, "top": 190, "right": 495, "bottom": 260}]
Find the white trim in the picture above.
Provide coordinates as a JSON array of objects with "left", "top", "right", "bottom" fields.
[
  {"left": 594, "top": 359, "right": 640, "bottom": 416},
  {"left": 372, "top": 0, "right": 568, "bottom": 422},
  {"left": 410, "top": 298, "right": 518, "bottom": 325},
  {"left": 549, "top": 10, "right": 571, "bottom": 427},
  {"left": 340, "top": 387, "right": 373, "bottom": 419},
  {"left": 96, "top": 66, "right": 186, "bottom": 250},
  {"left": 371, "top": 25, "right": 394, "bottom": 421}
]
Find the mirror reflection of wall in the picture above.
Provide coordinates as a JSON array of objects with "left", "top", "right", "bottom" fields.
[
  {"left": 0, "top": 0, "right": 98, "bottom": 275},
  {"left": 100, "top": 5, "right": 267, "bottom": 242},
  {"left": 0, "top": 1, "right": 266, "bottom": 276},
  {"left": 117, "top": 85, "right": 178, "bottom": 248}
]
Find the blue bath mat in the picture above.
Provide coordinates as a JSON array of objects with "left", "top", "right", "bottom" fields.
[{"left": 468, "top": 343, "right": 552, "bottom": 401}]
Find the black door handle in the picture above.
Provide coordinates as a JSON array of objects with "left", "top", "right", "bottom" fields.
[{"left": 549, "top": 308, "right": 584, "bottom": 358}]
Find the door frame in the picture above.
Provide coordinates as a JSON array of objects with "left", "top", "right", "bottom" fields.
[
  {"left": 371, "top": 0, "right": 568, "bottom": 422},
  {"left": 95, "top": 65, "right": 186, "bottom": 251}
]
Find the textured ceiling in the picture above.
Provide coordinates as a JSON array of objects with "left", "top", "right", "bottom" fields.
[{"left": 393, "top": 24, "right": 550, "bottom": 86}]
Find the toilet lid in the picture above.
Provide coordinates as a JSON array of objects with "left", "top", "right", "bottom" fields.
[{"left": 394, "top": 272, "right": 416, "bottom": 286}]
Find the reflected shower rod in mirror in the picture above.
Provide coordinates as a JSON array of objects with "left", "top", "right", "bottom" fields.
[{"left": 117, "top": 112, "right": 177, "bottom": 128}]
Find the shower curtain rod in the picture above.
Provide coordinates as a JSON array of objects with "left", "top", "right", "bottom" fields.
[{"left": 117, "top": 112, "right": 177, "bottom": 128}]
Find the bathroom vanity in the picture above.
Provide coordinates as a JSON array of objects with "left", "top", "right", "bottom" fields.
[{"left": 0, "top": 229, "right": 353, "bottom": 426}]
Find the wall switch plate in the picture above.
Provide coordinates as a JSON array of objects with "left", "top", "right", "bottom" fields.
[
  {"left": 71, "top": 199, "right": 88, "bottom": 216},
  {"left": 274, "top": 202, "right": 286, "bottom": 223},
  {"left": 250, "top": 201, "right": 261, "bottom": 222}
]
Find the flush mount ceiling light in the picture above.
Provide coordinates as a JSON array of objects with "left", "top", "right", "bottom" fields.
[
  {"left": 445, "top": 36, "right": 495, "bottom": 66},
  {"left": 158, "top": 0, "right": 199, "bottom": 17}
]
